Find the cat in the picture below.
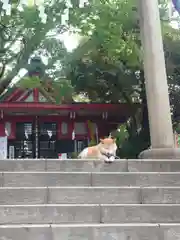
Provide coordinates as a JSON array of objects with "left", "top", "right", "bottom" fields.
[{"left": 78, "top": 137, "right": 117, "bottom": 163}]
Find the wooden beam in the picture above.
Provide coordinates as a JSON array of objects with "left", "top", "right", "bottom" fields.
[{"left": 6, "top": 89, "right": 24, "bottom": 102}]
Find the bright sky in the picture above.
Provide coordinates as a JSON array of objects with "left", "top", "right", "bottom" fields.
[
  {"left": 60, "top": 32, "right": 80, "bottom": 52},
  {"left": 10, "top": 32, "right": 80, "bottom": 86}
]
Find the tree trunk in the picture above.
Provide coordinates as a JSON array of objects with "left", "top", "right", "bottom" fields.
[{"left": 0, "top": 77, "right": 12, "bottom": 95}]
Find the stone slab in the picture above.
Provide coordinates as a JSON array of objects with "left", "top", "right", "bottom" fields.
[
  {"left": 48, "top": 187, "right": 180, "bottom": 204},
  {"left": 128, "top": 160, "right": 180, "bottom": 172},
  {"left": 2, "top": 172, "right": 91, "bottom": 187},
  {"left": 0, "top": 160, "right": 128, "bottom": 172},
  {"left": 3, "top": 172, "right": 180, "bottom": 187},
  {"left": 46, "top": 160, "right": 94, "bottom": 172},
  {"left": 92, "top": 172, "right": 180, "bottom": 186},
  {"left": 101, "top": 204, "right": 180, "bottom": 223},
  {"left": 0, "top": 160, "right": 46, "bottom": 171},
  {"left": 0, "top": 187, "right": 141, "bottom": 205},
  {"left": 0, "top": 204, "right": 180, "bottom": 224},
  {"left": 160, "top": 224, "right": 180, "bottom": 240},
  {"left": 0, "top": 225, "right": 52, "bottom": 240},
  {"left": 0, "top": 187, "right": 48, "bottom": 205},
  {"left": 141, "top": 187, "right": 180, "bottom": 204},
  {"left": 0, "top": 204, "right": 100, "bottom": 224},
  {"left": 2, "top": 187, "right": 180, "bottom": 205},
  {"left": 52, "top": 224, "right": 161, "bottom": 240},
  {"left": 46, "top": 160, "right": 128, "bottom": 172},
  {"left": 0, "top": 173, "right": 4, "bottom": 187},
  {"left": 139, "top": 148, "right": 180, "bottom": 159},
  {"left": 0, "top": 224, "right": 168, "bottom": 240},
  {"left": 48, "top": 187, "right": 141, "bottom": 204}
]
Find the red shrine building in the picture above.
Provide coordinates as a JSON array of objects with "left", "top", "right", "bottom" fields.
[
  {"left": 0, "top": 57, "right": 139, "bottom": 159},
  {"left": 0, "top": 87, "right": 138, "bottom": 159}
]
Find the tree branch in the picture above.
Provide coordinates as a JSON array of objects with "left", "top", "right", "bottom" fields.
[{"left": 0, "top": 63, "right": 5, "bottom": 80}]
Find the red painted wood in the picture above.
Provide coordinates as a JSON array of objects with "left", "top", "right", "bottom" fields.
[
  {"left": 38, "top": 118, "right": 73, "bottom": 140},
  {"left": 0, "top": 102, "right": 138, "bottom": 112},
  {"left": 86, "top": 120, "right": 91, "bottom": 140},
  {"left": 57, "top": 121, "right": 70, "bottom": 139},
  {"left": 8, "top": 121, "right": 16, "bottom": 139},
  {"left": 13, "top": 90, "right": 28, "bottom": 102},
  {"left": 57, "top": 121, "right": 62, "bottom": 139},
  {"left": 3, "top": 116, "right": 35, "bottom": 139},
  {"left": 69, "top": 121, "right": 74, "bottom": 140},
  {"left": 2, "top": 116, "right": 116, "bottom": 141},
  {"left": 0, "top": 123, "right": 5, "bottom": 136},
  {"left": 4, "top": 116, "right": 36, "bottom": 122},
  {"left": 18, "top": 90, "right": 31, "bottom": 102},
  {"left": 6, "top": 89, "right": 23, "bottom": 102},
  {"left": 33, "top": 88, "right": 39, "bottom": 102}
]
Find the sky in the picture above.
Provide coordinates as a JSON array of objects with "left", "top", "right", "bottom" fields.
[
  {"left": 10, "top": 31, "right": 80, "bottom": 86},
  {"left": 59, "top": 32, "right": 80, "bottom": 52}
]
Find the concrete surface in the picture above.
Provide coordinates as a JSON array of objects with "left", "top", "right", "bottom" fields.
[
  {"left": 1, "top": 223, "right": 180, "bottom": 240},
  {"left": 1, "top": 172, "right": 180, "bottom": 187},
  {"left": 0, "top": 204, "right": 179, "bottom": 224},
  {"left": 2, "top": 186, "right": 180, "bottom": 204},
  {"left": 0, "top": 159, "right": 179, "bottom": 239}
]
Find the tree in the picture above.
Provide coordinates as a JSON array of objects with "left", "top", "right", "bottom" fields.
[
  {"left": 163, "top": 25, "right": 180, "bottom": 128},
  {"left": 67, "top": 0, "right": 141, "bottom": 100},
  {"left": 0, "top": 0, "right": 69, "bottom": 96},
  {"left": 16, "top": 55, "right": 74, "bottom": 104},
  {"left": 64, "top": 0, "right": 180, "bottom": 157}
]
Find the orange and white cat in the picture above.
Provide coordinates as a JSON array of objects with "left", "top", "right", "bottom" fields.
[{"left": 78, "top": 137, "right": 117, "bottom": 162}]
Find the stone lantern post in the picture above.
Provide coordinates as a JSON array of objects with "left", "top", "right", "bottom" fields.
[{"left": 139, "top": 0, "right": 180, "bottom": 158}]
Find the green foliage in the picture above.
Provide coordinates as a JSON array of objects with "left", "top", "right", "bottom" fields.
[
  {"left": 69, "top": 0, "right": 140, "bottom": 65},
  {"left": 0, "top": 0, "right": 69, "bottom": 96},
  {"left": 65, "top": 0, "right": 180, "bottom": 158},
  {"left": 65, "top": 0, "right": 146, "bottom": 157},
  {"left": 71, "top": 152, "right": 79, "bottom": 159},
  {"left": 52, "top": 79, "right": 74, "bottom": 104},
  {"left": 120, "top": 132, "right": 150, "bottom": 159},
  {"left": 17, "top": 76, "right": 74, "bottom": 103},
  {"left": 17, "top": 76, "right": 42, "bottom": 89},
  {"left": 1, "top": 0, "right": 180, "bottom": 159},
  {"left": 113, "top": 125, "right": 129, "bottom": 148},
  {"left": 158, "top": 0, "right": 171, "bottom": 21},
  {"left": 65, "top": 0, "right": 142, "bottom": 104},
  {"left": 88, "top": 140, "right": 97, "bottom": 147}
]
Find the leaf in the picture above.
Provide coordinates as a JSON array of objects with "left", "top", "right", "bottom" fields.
[{"left": 17, "top": 76, "right": 42, "bottom": 89}]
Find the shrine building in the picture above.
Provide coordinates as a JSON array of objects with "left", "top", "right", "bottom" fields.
[
  {"left": 0, "top": 57, "right": 139, "bottom": 159},
  {"left": 0, "top": 90, "right": 139, "bottom": 158}
]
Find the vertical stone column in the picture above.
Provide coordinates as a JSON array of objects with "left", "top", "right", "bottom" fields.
[{"left": 138, "top": 0, "right": 180, "bottom": 158}]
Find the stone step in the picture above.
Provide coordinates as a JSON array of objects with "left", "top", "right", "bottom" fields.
[
  {"left": 1, "top": 172, "right": 180, "bottom": 187},
  {"left": 128, "top": 160, "right": 180, "bottom": 172},
  {"left": 0, "top": 223, "right": 178, "bottom": 240},
  {"left": 0, "top": 186, "right": 140, "bottom": 205},
  {"left": 1, "top": 186, "right": 180, "bottom": 205},
  {"left": 0, "top": 160, "right": 128, "bottom": 172},
  {"left": 0, "top": 204, "right": 180, "bottom": 224},
  {"left": 1, "top": 159, "right": 180, "bottom": 172}
]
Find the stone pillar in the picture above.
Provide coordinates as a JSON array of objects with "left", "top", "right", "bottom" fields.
[{"left": 138, "top": 0, "right": 180, "bottom": 158}]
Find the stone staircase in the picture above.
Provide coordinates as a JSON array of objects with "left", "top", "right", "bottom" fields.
[{"left": 0, "top": 159, "right": 180, "bottom": 239}]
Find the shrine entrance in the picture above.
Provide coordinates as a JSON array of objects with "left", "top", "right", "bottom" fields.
[
  {"left": 8, "top": 121, "right": 58, "bottom": 159},
  {"left": 8, "top": 122, "right": 35, "bottom": 159},
  {"left": 38, "top": 122, "right": 57, "bottom": 158}
]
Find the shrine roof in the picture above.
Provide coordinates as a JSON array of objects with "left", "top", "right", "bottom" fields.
[{"left": 0, "top": 86, "right": 140, "bottom": 119}]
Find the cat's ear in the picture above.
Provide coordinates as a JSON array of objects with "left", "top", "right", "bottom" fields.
[
  {"left": 113, "top": 138, "right": 116, "bottom": 143},
  {"left": 100, "top": 138, "right": 104, "bottom": 143}
]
